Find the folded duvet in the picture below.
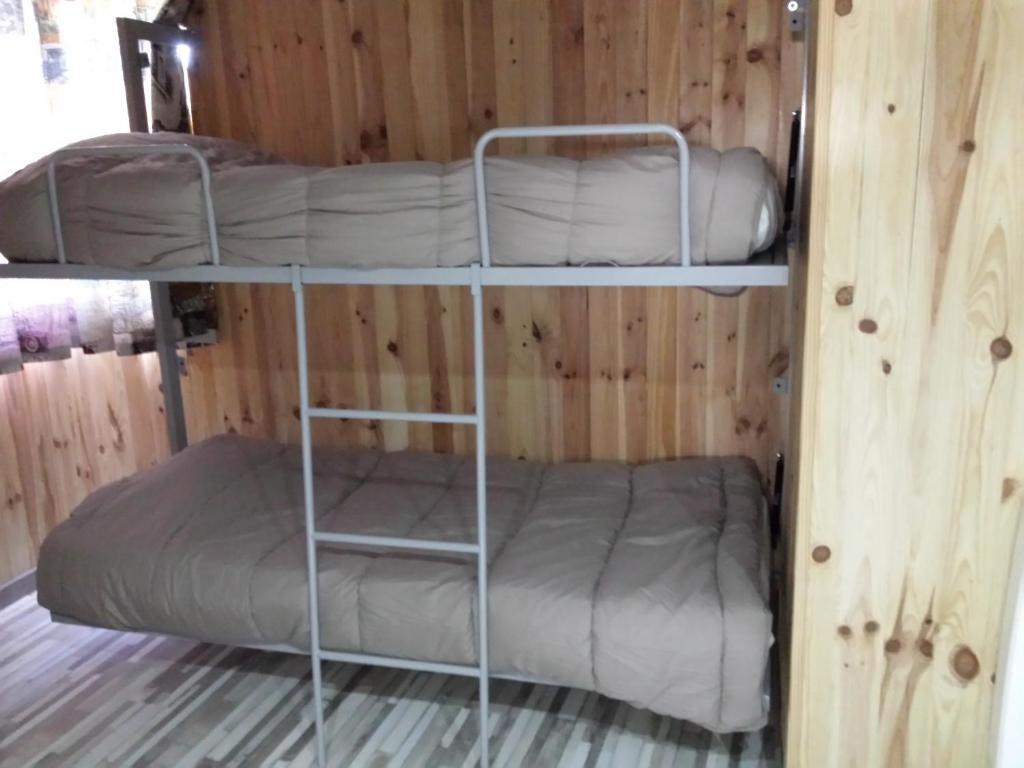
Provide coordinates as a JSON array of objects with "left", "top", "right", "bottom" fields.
[
  {"left": 37, "top": 434, "right": 771, "bottom": 732},
  {"left": 0, "top": 132, "right": 781, "bottom": 269}
]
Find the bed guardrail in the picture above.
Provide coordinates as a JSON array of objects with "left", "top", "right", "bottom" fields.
[
  {"left": 473, "top": 122, "right": 692, "bottom": 267},
  {"left": 47, "top": 143, "right": 221, "bottom": 266}
]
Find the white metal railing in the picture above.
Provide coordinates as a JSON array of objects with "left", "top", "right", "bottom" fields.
[
  {"left": 46, "top": 143, "right": 220, "bottom": 266},
  {"left": 473, "top": 122, "right": 692, "bottom": 267},
  {"left": 23, "top": 123, "right": 785, "bottom": 768}
]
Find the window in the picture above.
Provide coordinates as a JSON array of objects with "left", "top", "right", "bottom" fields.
[{"left": 0, "top": 0, "right": 162, "bottom": 373}]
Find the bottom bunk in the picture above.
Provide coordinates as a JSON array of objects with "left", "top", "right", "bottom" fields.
[{"left": 36, "top": 434, "right": 772, "bottom": 733}]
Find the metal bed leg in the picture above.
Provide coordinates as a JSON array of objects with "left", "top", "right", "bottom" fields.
[
  {"left": 149, "top": 282, "right": 188, "bottom": 453},
  {"left": 293, "top": 266, "right": 327, "bottom": 767},
  {"left": 471, "top": 263, "right": 490, "bottom": 767}
]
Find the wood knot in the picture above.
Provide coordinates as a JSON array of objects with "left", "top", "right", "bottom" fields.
[
  {"left": 746, "top": 48, "right": 763, "bottom": 63},
  {"left": 881, "top": 359, "right": 892, "bottom": 375},
  {"left": 484, "top": 107, "right": 494, "bottom": 120},
  {"left": 811, "top": 545, "right": 831, "bottom": 563},
  {"left": 837, "top": 625, "right": 852, "bottom": 638},
  {"left": 865, "top": 620, "right": 880, "bottom": 634},
  {"left": 386, "top": 340, "right": 399, "bottom": 355},
  {"left": 350, "top": 29, "right": 363, "bottom": 45},
  {"left": 491, "top": 307, "right": 503, "bottom": 323},
  {"left": 951, "top": 645, "right": 980, "bottom": 682},
  {"left": 1003, "top": 478, "right": 1020, "bottom": 502},
  {"left": 835, "top": 0, "right": 853, "bottom": 16},
  {"left": 887, "top": 103, "right": 896, "bottom": 114},
  {"left": 917, "top": 639, "right": 934, "bottom": 659},
  {"left": 885, "top": 638, "right": 901, "bottom": 654},
  {"left": 858, "top": 318, "right": 878, "bottom": 334},
  {"left": 991, "top": 336, "right": 1013, "bottom": 360},
  {"left": 961, "top": 139, "right": 976, "bottom": 153},
  {"left": 835, "top": 285, "right": 855, "bottom": 306}
]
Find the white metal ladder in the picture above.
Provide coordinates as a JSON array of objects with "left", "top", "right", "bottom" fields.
[
  {"left": 292, "top": 261, "right": 490, "bottom": 768},
  {"left": 292, "top": 123, "right": 690, "bottom": 768}
]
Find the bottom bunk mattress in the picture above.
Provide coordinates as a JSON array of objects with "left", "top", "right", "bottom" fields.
[{"left": 36, "top": 434, "right": 772, "bottom": 732}]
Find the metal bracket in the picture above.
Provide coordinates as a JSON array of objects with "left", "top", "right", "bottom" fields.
[{"left": 786, "top": 0, "right": 807, "bottom": 33}]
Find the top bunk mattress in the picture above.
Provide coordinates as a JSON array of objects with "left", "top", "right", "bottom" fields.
[
  {"left": 0, "top": 132, "right": 782, "bottom": 270},
  {"left": 36, "top": 434, "right": 771, "bottom": 732}
]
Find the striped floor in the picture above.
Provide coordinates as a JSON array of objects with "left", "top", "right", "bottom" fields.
[{"left": 0, "top": 594, "right": 780, "bottom": 767}]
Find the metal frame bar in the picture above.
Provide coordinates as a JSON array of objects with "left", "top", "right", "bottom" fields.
[
  {"left": 471, "top": 262, "right": 490, "bottom": 766},
  {"left": 6, "top": 123, "right": 792, "bottom": 768},
  {"left": 0, "top": 261, "right": 788, "bottom": 286},
  {"left": 291, "top": 265, "right": 328, "bottom": 767}
]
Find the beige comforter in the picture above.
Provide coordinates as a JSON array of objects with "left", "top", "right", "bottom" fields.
[
  {"left": 36, "top": 434, "right": 771, "bottom": 732},
  {"left": 0, "top": 132, "right": 780, "bottom": 269}
]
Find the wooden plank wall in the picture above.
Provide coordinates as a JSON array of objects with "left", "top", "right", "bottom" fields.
[
  {"left": 787, "top": 0, "right": 1023, "bottom": 765},
  {"left": 180, "top": 0, "right": 803, "bottom": 474},
  {"left": 0, "top": 352, "right": 167, "bottom": 586}
]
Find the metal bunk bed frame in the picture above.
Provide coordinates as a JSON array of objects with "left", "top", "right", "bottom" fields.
[{"left": 0, "top": 123, "right": 788, "bottom": 767}]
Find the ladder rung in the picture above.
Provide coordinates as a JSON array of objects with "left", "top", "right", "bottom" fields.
[
  {"left": 319, "top": 649, "right": 481, "bottom": 678},
  {"left": 313, "top": 531, "right": 480, "bottom": 554},
  {"left": 308, "top": 407, "right": 478, "bottom": 425}
]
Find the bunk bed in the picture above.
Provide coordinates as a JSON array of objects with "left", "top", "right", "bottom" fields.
[{"left": 0, "top": 124, "right": 784, "bottom": 768}]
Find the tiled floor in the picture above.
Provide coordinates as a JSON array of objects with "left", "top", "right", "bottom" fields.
[{"left": 0, "top": 594, "right": 779, "bottom": 767}]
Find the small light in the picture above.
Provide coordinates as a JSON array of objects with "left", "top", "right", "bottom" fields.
[
  {"left": 787, "top": 0, "right": 799, "bottom": 10},
  {"left": 176, "top": 43, "right": 191, "bottom": 69}
]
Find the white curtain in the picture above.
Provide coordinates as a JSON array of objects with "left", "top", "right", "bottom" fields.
[{"left": 0, "top": 279, "right": 153, "bottom": 374}]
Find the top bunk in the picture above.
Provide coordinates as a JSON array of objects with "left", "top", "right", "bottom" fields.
[{"left": 0, "top": 123, "right": 789, "bottom": 288}]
